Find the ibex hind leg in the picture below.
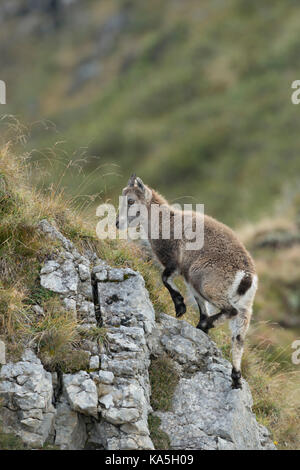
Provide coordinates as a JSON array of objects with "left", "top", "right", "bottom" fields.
[
  {"left": 201, "top": 306, "right": 238, "bottom": 333},
  {"left": 229, "top": 273, "right": 257, "bottom": 389},
  {"left": 193, "top": 295, "right": 210, "bottom": 332},
  {"left": 230, "top": 310, "right": 251, "bottom": 389},
  {"left": 188, "top": 285, "right": 213, "bottom": 332},
  {"left": 189, "top": 268, "right": 238, "bottom": 333},
  {"left": 193, "top": 292, "right": 238, "bottom": 333}
]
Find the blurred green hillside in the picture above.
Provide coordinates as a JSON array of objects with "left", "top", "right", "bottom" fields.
[{"left": 1, "top": 0, "right": 300, "bottom": 224}]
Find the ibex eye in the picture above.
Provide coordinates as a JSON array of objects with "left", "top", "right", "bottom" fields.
[{"left": 128, "top": 199, "right": 135, "bottom": 205}]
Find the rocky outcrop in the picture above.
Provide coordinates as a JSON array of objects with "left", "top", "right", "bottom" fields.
[
  {"left": 39, "top": 219, "right": 97, "bottom": 328},
  {"left": 93, "top": 264, "right": 155, "bottom": 450},
  {"left": 0, "top": 221, "right": 275, "bottom": 450},
  {"left": 0, "top": 349, "right": 55, "bottom": 448},
  {"left": 151, "top": 314, "right": 275, "bottom": 450},
  {"left": 63, "top": 371, "right": 98, "bottom": 419}
]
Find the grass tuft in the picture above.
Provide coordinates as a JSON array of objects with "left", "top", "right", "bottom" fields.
[
  {"left": 148, "top": 414, "right": 170, "bottom": 450},
  {"left": 149, "top": 356, "right": 179, "bottom": 412},
  {"left": 148, "top": 355, "right": 180, "bottom": 449},
  {"left": 0, "top": 428, "right": 25, "bottom": 450}
]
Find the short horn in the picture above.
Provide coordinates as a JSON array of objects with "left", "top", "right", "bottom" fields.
[
  {"left": 128, "top": 173, "right": 136, "bottom": 187},
  {"left": 136, "top": 177, "right": 145, "bottom": 192}
]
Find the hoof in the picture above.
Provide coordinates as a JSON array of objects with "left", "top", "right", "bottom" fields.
[
  {"left": 231, "top": 368, "right": 242, "bottom": 389},
  {"left": 175, "top": 302, "right": 186, "bottom": 318},
  {"left": 196, "top": 322, "right": 209, "bottom": 334},
  {"left": 196, "top": 319, "right": 214, "bottom": 334},
  {"left": 231, "top": 380, "right": 242, "bottom": 390}
]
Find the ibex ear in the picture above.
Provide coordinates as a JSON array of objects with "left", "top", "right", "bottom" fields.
[
  {"left": 135, "top": 177, "right": 152, "bottom": 202},
  {"left": 127, "top": 173, "right": 136, "bottom": 187},
  {"left": 135, "top": 177, "right": 145, "bottom": 192}
]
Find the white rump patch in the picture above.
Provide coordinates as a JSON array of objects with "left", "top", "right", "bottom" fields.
[{"left": 228, "top": 270, "right": 258, "bottom": 312}]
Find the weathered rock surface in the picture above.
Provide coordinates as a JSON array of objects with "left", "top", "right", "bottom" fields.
[
  {"left": 63, "top": 371, "right": 98, "bottom": 419},
  {"left": 92, "top": 263, "right": 155, "bottom": 450},
  {"left": 97, "top": 266, "right": 155, "bottom": 335},
  {"left": 0, "top": 221, "right": 275, "bottom": 450},
  {"left": 0, "top": 220, "right": 155, "bottom": 450},
  {"left": 54, "top": 398, "right": 87, "bottom": 450},
  {"left": 0, "top": 349, "right": 55, "bottom": 448},
  {"left": 39, "top": 219, "right": 97, "bottom": 327},
  {"left": 0, "top": 340, "right": 6, "bottom": 365}
]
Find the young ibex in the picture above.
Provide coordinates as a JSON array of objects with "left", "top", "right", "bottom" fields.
[{"left": 116, "top": 175, "right": 258, "bottom": 389}]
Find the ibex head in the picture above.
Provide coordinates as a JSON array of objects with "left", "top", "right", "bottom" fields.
[{"left": 116, "top": 174, "right": 152, "bottom": 229}]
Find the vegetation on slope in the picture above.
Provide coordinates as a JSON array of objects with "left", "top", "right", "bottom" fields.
[
  {"left": 0, "top": 125, "right": 172, "bottom": 367},
  {"left": 0, "top": 418, "right": 25, "bottom": 450},
  {"left": 148, "top": 356, "right": 179, "bottom": 449},
  {"left": 0, "top": 129, "right": 299, "bottom": 449}
]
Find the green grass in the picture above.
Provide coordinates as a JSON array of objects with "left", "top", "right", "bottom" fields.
[
  {"left": 0, "top": 428, "right": 25, "bottom": 450},
  {"left": 80, "top": 326, "right": 107, "bottom": 344},
  {"left": 0, "top": 404, "right": 25, "bottom": 450},
  {"left": 148, "top": 414, "right": 170, "bottom": 450},
  {"left": 40, "top": 347, "right": 91, "bottom": 374},
  {"left": 25, "top": 284, "right": 57, "bottom": 307},
  {"left": 149, "top": 356, "right": 180, "bottom": 412},
  {"left": 148, "top": 355, "right": 180, "bottom": 449}
]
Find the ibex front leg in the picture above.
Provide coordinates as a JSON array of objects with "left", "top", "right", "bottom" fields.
[{"left": 162, "top": 266, "right": 186, "bottom": 317}]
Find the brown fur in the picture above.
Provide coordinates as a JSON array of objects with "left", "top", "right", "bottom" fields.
[{"left": 118, "top": 177, "right": 258, "bottom": 389}]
